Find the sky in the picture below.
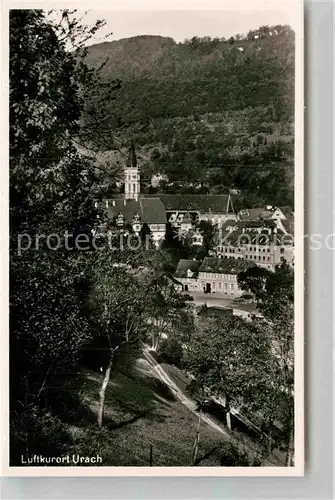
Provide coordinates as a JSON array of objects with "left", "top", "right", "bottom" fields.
[{"left": 62, "top": 2, "right": 299, "bottom": 46}]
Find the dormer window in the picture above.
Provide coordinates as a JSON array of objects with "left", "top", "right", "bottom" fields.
[
  {"left": 133, "top": 212, "right": 141, "bottom": 223},
  {"left": 187, "top": 269, "right": 193, "bottom": 278},
  {"left": 116, "top": 213, "right": 124, "bottom": 226}
]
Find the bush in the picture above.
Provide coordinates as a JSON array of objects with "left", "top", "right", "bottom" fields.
[{"left": 158, "top": 337, "right": 184, "bottom": 367}]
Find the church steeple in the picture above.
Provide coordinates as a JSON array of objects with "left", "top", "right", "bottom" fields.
[
  {"left": 124, "top": 138, "right": 140, "bottom": 200},
  {"left": 126, "top": 138, "right": 137, "bottom": 169}
]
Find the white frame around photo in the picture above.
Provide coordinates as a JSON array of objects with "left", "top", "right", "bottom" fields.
[{"left": 0, "top": 0, "right": 305, "bottom": 478}]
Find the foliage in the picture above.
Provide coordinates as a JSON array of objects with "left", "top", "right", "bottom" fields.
[
  {"left": 9, "top": 9, "right": 110, "bottom": 461},
  {"left": 237, "top": 262, "right": 295, "bottom": 462},
  {"left": 81, "top": 27, "right": 295, "bottom": 207}
]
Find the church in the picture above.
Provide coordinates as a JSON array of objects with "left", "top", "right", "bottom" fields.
[{"left": 103, "top": 141, "right": 236, "bottom": 246}]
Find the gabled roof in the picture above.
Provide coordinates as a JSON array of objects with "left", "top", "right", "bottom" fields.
[
  {"left": 175, "top": 259, "right": 201, "bottom": 278},
  {"left": 277, "top": 206, "right": 294, "bottom": 220},
  {"left": 106, "top": 197, "right": 167, "bottom": 224},
  {"left": 147, "top": 194, "right": 231, "bottom": 213},
  {"left": 199, "top": 257, "right": 256, "bottom": 274},
  {"left": 238, "top": 208, "right": 273, "bottom": 220},
  {"left": 244, "top": 219, "right": 277, "bottom": 229}
]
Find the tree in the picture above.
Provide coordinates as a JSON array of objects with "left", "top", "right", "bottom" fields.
[
  {"left": 198, "top": 220, "right": 215, "bottom": 252},
  {"left": 238, "top": 262, "right": 295, "bottom": 465},
  {"left": 146, "top": 272, "right": 194, "bottom": 352},
  {"left": 9, "top": 9, "right": 110, "bottom": 461},
  {"left": 183, "top": 315, "right": 277, "bottom": 436},
  {"left": 89, "top": 254, "right": 151, "bottom": 427}
]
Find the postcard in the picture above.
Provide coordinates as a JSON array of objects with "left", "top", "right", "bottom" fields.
[{"left": 1, "top": 0, "right": 304, "bottom": 476}]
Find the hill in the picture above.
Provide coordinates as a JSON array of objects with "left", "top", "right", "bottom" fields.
[{"left": 80, "top": 26, "right": 295, "bottom": 208}]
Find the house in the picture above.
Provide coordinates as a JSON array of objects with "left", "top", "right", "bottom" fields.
[
  {"left": 238, "top": 206, "right": 295, "bottom": 236},
  {"left": 151, "top": 173, "right": 169, "bottom": 188},
  {"left": 103, "top": 142, "right": 167, "bottom": 246},
  {"left": 175, "top": 257, "right": 255, "bottom": 297},
  {"left": 238, "top": 207, "right": 273, "bottom": 221},
  {"left": 178, "top": 212, "right": 193, "bottom": 233},
  {"left": 197, "top": 257, "right": 255, "bottom": 296},
  {"left": 174, "top": 259, "right": 202, "bottom": 292},
  {"left": 214, "top": 221, "right": 294, "bottom": 270},
  {"left": 150, "top": 193, "right": 237, "bottom": 228},
  {"left": 187, "top": 228, "right": 204, "bottom": 246},
  {"left": 106, "top": 197, "right": 167, "bottom": 246}
]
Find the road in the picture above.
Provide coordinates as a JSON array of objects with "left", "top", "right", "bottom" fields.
[
  {"left": 143, "top": 348, "right": 229, "bottom": 438},
  {"left": 185, "top": 292, "right": 257, "bottom": 312}
]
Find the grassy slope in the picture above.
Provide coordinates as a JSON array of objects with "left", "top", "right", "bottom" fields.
[
  {"left": 67, "top": 357, "right": 226, "bottom": 466},
  {"left": 66, "top": 355, "right": 285, "bottom": 467}
]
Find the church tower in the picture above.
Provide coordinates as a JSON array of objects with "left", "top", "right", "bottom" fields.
[{"left": 124, "top": 139, "right": 140, "bottom": 201}]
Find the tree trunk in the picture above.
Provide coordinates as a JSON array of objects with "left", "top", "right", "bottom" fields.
[
  {"left": 285, "top": 419, "right": 294, "bottom": 466},
  {"left": 191, "top": 408, "right": 202, "bottom": 465},
  {"left": 226, "top": 395, "right": 232, "bottom": 431},
  {"left": 97, "top": 353, "right": 114, "bottom": 428},
  {"left": 267, "top": 421, "right": 273, "bottom": 455}
]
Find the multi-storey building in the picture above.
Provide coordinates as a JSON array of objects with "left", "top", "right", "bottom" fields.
[
  {"left": 214, "top": 219, "right": 294, "bottom": 270},
  {"left": 174, "top": 257, "right": 255, "bottom": 297}
]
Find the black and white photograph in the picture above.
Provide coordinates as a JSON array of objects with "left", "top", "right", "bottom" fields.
[{"left": 4, "top": 0, "right": 304, "bottom": 474}]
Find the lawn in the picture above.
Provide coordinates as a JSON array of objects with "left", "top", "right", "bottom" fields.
[{"left": 66, "top": 357, "right": 228, "bottom": 466}]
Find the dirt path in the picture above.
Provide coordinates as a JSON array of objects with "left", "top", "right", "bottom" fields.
[{"left": 143, "top": 349, "right": 229, "bottom": 438}]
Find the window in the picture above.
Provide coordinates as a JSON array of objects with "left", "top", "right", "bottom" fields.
[
  {"left": 231, "top": 283, "right": 234, "bottom": 291},
  {"left": 263, "top": 256, "right": 265, "bottom": 261},
  {"left": 267, "top": 248, "right": 270, "bottom": 252},
  {"left": 132, "top": 183, "right": 136, "bottom": 193},
  {"left": 268, "top": 257, "right": 270, "bottom": 261},
  {"left": 224, "top": 282, "right": 228, "bottom": 290},
  {"left": 212, "top": 282, "right": 216, "bottom": 289},
  {"left": 219, "top": 282, "right": 222, "bottom": 290},
  {"left": 280, "top": 248, "right": 285, "bottom": 254}
]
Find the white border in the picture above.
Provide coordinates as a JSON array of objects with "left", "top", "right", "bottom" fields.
[{"left": 0, "top": 0, "right": 304, "bottom": 477}]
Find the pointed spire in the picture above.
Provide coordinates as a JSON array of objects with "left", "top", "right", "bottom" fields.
[{"left": 126, "top": 137, "right": 137, "bottom": 168}]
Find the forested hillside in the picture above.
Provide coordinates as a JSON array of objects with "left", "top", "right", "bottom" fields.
[{"left": 81, "top": 25, "right": 295, "bottom": 208}]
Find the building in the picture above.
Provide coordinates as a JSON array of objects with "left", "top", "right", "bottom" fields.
[
  {"left": 103, "top": 142, "right": 167, "bottom": 246},
  {"left": 152, "top": 194, "right": 237, "bottom": 229},
  {"left": 237, "top": 205, "right": 295, "bottom": 236},
  {"left": 124, "top": 140, "right": 141, "bottom": 200},
  {"left": 187, "top": 228, "right": 204, "bottom": 246},
  {"left": 151, "top": 173, "right": 169, "bottom": 188},
  {"left": 214, "top": 219, "right": 294, "bottom": 270},
  {"left": 106, "top": 198, "right": 167, "bottom": 246},
  {"left": 174, "top": 257, "right": 255, "bottom": 297}
]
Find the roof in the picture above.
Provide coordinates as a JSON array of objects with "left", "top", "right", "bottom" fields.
[
  {"left": 106, "top": 197, "right": 167, "bottom": 224},
  {"left": 175, "top": 259, "right": 201, "bottom": 278},
  {"left": 238, "top": 208, "right": 273, "bottom": 221},
  {"left": 199, "top": 257, "right": 256, "bottom": 274},
  {"left": 215, "top": 228, "right": 290, "bottom": 247},
  {"left": 147, "top": 194, "right": 231, "bottom": 213},
  {"left": 244, "top": 219, "right": 277, "bottom": 229},
  {"left": 220, "top": 219, "right": 240, "bottom": 231},
  {"left": 282, "top": 218, "right": 294, "bottom": 236},
  {"left": 278, "top": 206, "right": 294, "bottom": 220}
]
